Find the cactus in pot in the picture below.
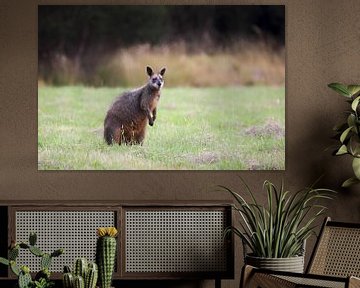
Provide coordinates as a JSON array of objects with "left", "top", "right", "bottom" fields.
[
  {"left": 96, "top": 227, "right": 118, "bottom": 288},
  {"left": 62, "top": 260, "right": 98, "bottom": 288},
  {"left": 19, "top": 266, "right": 32, "bottom": 288},
  {"left": 85, "top": 262, "right": 98, "bottom": 288},
  {"left": 62, "top": 266, "right": 74, "bottom": 288},
  {"left": 0, "top": 232, "right": 63, "bottom": 288},
  {"left": 73, "top": 275, "right": 85, "bottom": 288},
  {"left": 74, "top": 258, "right": 88, "bottom": 280}
]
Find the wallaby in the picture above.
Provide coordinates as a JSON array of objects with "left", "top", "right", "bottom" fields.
[{"left": 104, "top": 66, "right": 166, "bottom": 145}]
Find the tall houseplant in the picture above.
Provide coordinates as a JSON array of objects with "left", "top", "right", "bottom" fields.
[
  {"left": 221, "top": 179, "right": 334, "bottom": 272},
  {"left": 328, "top": 83, "right": 360, "bottom": 187}
]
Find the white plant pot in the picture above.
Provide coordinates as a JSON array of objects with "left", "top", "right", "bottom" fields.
[{"left": 245, "top": 254, "right": 305, "bottom": 273}]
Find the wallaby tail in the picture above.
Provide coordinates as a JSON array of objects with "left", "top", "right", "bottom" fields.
[{"left": 104, "top": 126, "right": 113, "bottom": 145}]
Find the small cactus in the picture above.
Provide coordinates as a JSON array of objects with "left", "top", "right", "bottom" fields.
[
  {"left": 21, "top": 265, "right": 30, "bottom": 274},
  {"left": 41, "top": 253, "right": 52, "bottom": 270},
  {"left": 63, "top": 259, "right": 98, "bottom": 288},
  {"left": 35, "top": 268, "right": 50, "bottom": 281},
  {"left": 74, "top": 275, "right": 85, "bottom": 288},
  {"left": 29, "top": 232, "right": 37, "bottom": 246},
  {"left": 51, "top": 248, "right": 64, "bottom": 258},
  {"left": 18, "top": 268, "right": 32, "bottom": 288},
  {"left": 62, "top": 265, "right": 74, "bottom": 288},
  {"left": 9, "top": 246, "right": 19, "bottom": 260},
  {"left": 10, "top": 260, "right": 20, "bottom": 276},
  {"left": 0, "top": 232, "right": 63, "bottom": 288},
  {"left": 85, "top": 263, "right": 98, "bottom": 288},
  {"left": 63, "top": 272, "right": 74, "bottom": 288},
  {"left": 74, "top": 258, "right": 88, "bottom": 279},
  {"left": 19, "top": 243, "right": 30, "bottom": 249},
  {"left": 63, "top": 265, "right": 72, "bottom": 273},
  {"left": 29, "top": 245, "right": 44, "bottom": 257},
  {"left": 96, "top": 227, "right": 118, "bottom": 288}
]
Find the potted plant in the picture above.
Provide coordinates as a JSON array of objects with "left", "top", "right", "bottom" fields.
[
  {"left": 96, "top": 227, "right": 118, "bottom": 288},
  {"left": 0, "top": 232, "right": 63, "bottom": 288},
  {"left": 62, "top": 258, "right": 98, "bottom": 288},
  {"left": 221, "top": 179, "right": 334, "bottom": 273},
  {"left": 62, "top": 227, "right": 118, "bottom": 288},
  {"left": 328, "top": 83, "right": 360, "bottom": 187}
]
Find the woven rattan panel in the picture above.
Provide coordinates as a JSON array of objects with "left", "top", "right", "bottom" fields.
[
  {"left": 15, "top": 211, "right": 115, "bottom": 272},
  {"left": 277, "top": 275, "right": 345, "bottom": 288},
  {"left": 125, "top": 210, "right": 227, "bottom": 273},
  {"left": 310, "top": 226, "right": 360, "bottom": 277}
]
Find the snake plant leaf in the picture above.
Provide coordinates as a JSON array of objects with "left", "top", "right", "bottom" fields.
[
  {"left": 347, "top": 85, "right": 360, "bottom": 97},
  {"left": 328, "top": 83, "right": 351, "bottom": 97},
  {"left": 342, "top": 177, "right": 360, "bottom": 188},
  {"left": 221, "top": 180, "right": 335, "bottom": 258},
  {"left": 336, "top": 144, "right": 348, "bottom": 155},
  {"left": 340, "top": 126, "right": 353, "bottom": 143},
  {"left": 351, "top": 96, "right": 360, "bottom": 111}
]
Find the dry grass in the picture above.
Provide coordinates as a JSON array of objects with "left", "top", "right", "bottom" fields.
[{"left": 39, "top": 41, "right": 285, "bottom": 87}]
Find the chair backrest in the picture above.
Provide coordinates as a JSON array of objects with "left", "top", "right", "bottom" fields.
[{"left": 307, "top": 217, "right": 360, "bottom": 277}]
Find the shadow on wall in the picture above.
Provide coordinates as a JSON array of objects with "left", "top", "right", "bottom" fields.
[{"left": 289, "top": 85, "right": 360, "bottom": 270}]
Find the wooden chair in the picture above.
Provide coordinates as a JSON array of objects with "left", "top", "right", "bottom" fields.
[{"left": 241, "top": 217, "right": 360, "bottom": 288}]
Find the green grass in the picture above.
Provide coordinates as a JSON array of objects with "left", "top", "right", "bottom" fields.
[{"left": 38, "top": 86, "right": 285, "bottom": 170}]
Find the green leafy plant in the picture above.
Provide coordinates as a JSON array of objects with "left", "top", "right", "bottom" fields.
[
  {"left": 329, "top": 83, "right": 360, "bottom": 187},
  {"left": 32, "top": 278, "right": 54, "bottom": 288},
  {"left": 221, "top": 179, "right": 335, "bottom": 258},
  {"left": 0, "top": 232, "right": 63, "bottom": 288}
]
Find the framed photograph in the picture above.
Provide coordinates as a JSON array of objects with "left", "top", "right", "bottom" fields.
[{"left": 38, "top": 5, "right": 285, "bottom": 170}]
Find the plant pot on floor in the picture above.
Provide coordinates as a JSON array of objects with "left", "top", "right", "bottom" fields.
[
  {"left": 220, "top": 179, "right": 334, "bottom": 277},
  {"left": 245, "top": 254, "right": 304, "bottom": 273},
  {"left": 242, "top": 239, "right": 306, "bottom": 273}
]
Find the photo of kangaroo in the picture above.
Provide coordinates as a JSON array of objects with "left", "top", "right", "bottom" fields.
[{"left": 38, "top": 5, "right": 285, "bottom": 170}]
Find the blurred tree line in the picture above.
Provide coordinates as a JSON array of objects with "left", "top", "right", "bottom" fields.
[
  {"left": 38, "top": 5, "right": 284, "bottom": 86},
  {"left": 39, "top": 5, "right": 284, "bottom": 59}
]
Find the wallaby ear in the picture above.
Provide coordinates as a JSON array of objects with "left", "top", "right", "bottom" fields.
[
  {"left": 146, "top": 66, "right": 153, "bottom": 77},
  {"left": 159, "top": 67, "right": 166, "bottom": 76}
]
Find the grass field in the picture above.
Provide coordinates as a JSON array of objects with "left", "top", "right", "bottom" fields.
[{"left": 38, "top": 86, "right": 285, "bottom": 170}]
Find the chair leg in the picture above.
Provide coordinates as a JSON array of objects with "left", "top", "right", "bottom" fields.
[
  {"left": 240, "top": 265, "right": 255, "bottom": 288},
  {"left": 215, "top": 278, "right": 221, "bottom": 288}
]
